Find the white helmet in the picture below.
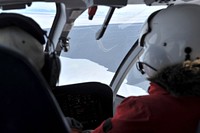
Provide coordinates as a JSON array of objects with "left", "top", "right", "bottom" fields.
[
  {"left": 138, "top": 3, "right": 200, "bottom": 77},
  {"left": 0, "top": 26, "right": 44, "bottom": 70}
]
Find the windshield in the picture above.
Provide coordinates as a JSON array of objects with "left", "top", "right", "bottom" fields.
[
  {"left": 0, "top": 2, "right": 166, "bottom": 97},
  {"left": 59, "top": 4, "right": 165, "bottom": 96}
]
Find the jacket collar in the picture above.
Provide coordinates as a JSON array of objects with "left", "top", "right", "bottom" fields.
[{"left": 148, "top": 82, "right": 170, "bottom": 95}]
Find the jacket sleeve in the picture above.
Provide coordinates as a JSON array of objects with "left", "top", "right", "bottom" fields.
[{"left": 92, "top": 96, "right": 151, "bottom": 133}]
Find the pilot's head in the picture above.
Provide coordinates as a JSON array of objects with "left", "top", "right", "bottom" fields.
[
  {"left": 138, "top": 4, "right": 200, "bottom": 78},
  {"left": 0, "top": 26, "right": 44, "bottom": 70},
  {"left": 137, "top": 4, "right": 200, "bottom": 96},
  {"left": 0, "top": 13, "right": 60, "bottom": 88},
  {"left": 0, "top": 13, "right": 45, "bottom": 70}
]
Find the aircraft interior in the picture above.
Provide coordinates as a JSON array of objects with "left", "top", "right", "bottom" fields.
[{"left": 0, "top": 0, "right": 200, "bottom": 132}]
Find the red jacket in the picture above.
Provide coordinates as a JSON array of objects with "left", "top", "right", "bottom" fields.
[{"left": 92, "top": 83, "right": 200, "bottom": 133}]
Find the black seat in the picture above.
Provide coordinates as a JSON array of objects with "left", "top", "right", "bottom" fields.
[
  {"left": 196, "top": 121, "right": 200, "bottom": 133},
  {"left": 53, "top": 82, "right": 113, "bottom": 130},
  {"left": 0, "top": 46, "right": 70, "bottom": 133}
]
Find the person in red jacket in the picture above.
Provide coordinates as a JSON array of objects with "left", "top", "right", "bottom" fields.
[{"left": 90, "top": 3, "right": 200, "bottom": 133}]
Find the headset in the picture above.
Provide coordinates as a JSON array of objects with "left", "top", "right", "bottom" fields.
[{"left": 0, "top": 13, "right": 61, "bottom": 88}]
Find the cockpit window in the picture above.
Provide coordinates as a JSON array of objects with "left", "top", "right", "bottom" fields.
[
  {"left": 59, "top": 5, "right": 165, "bottom": 91},
  {"left": 0, "top": 2, "right": 56, "bottom": 33}
]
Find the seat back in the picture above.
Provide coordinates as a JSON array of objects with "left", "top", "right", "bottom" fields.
[
  {"left": 53, "top": 82, "right": 113, "bottom": 130},
  {"left": 0, "top": 46, "right": 70, "bottom": 133}
]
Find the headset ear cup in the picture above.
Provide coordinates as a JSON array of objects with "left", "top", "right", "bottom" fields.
[{"left": 41, "top": 53, "right": 61, "bottom": 89}]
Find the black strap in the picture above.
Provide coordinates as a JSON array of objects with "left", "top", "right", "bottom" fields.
[{"left": 103, "top": 118, "right": 112, "bottom": 133}]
